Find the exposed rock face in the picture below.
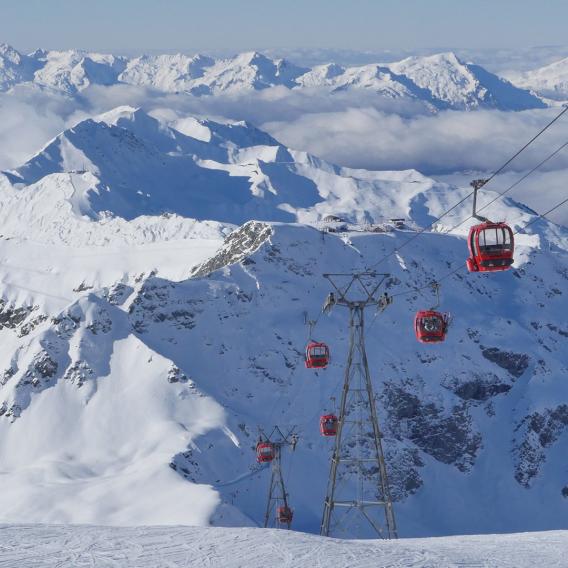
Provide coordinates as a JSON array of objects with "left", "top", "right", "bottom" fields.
[
  {"left": 384, "top": 445, "right": 424, "bottom": 501},
  {"left": 129, "top": 279, "right": 202, "bottom": 334},
  {"left": 442, "top": 372, "right": 512, "bottom": 402},
  {"left": 167, "top": 366, "right": 189, "bottom": 384},
  {"left": 64, "top": 361, "right": 94, "bottom": 387},
  {"left": 382, "top": 382, "right": 482, "bottom": 472},
  {"left": 0, "top": 300, "right": 46, "bottom": 337},
  {"left": 514, "top": 404, "right": 568, "bottom": 487},
  {"left": 481, "top": 347, "right": 529, "bottom": 378},
  {"left": 191, "top": 221, "right": 272, "bottom": 278}
]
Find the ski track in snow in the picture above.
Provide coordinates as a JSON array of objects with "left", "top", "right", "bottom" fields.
[{"left": 0, "top": 525, "right": 566, "bottom": 567}]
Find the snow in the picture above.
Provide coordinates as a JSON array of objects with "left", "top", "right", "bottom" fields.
[
  {"left": 31, "top": 49, "right": 126, "bottom": 94},
  {"left": 0, "top": 108, "right": 566, "bottom": 539},
  {"left": 0, "top": 43, "right": 40, "bottom": 91},
  {"left": 0, "top": 44, "right": 547, "bottom": 110},
  {"left": 0, "top": 525, "right": 565, "bottom": 567},
  {"left": 6, "top": 107, "right": 530, "bottom": 230},
  {"left": 506, "top": 56, "right": 568, "bottom": 102},
  {"left": 389, "top": 52, "right": 546, "bottom": 110},
  {"left": 0, "top": 332, "right": 222, "bottom": 525}
]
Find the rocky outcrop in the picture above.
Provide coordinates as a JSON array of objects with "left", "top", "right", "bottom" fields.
[
  {"left": 382, "top": 382, "right": 482, "bottom": 472},
  {"left": 481, "top": 347, "right": 529, "bottom": 378},
  {"left": 442, "top": 372, "right": 512, "bottom": 402},
  {"left": 514, "top": 404, "right": 568, "bottom": 487},
  {"left": 191, "top": 221, "right": 272, "bottom": 278}
]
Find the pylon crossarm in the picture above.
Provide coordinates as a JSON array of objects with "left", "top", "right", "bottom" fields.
[
  {"left": 322, "top": 272, "right": 390, "bottom": 306},
  {"left": 356, "top": 274, "right": 388, "bottom": 304}
]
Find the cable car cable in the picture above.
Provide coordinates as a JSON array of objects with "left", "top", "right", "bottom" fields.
[
  {"left": 381, "top": 195, "right": 568, "bottom": 305},
  {"left": 366, "top": 141, "right": 568, "bottom": 329},
  {"left": 442, "top": 139, "right": 568, "bottom": 236},
  {"left": 366, "top": 106, "right": 568, "bottom": 271},
  {"left": 479, "top": 105, "right": 568, "bottom": 186}
]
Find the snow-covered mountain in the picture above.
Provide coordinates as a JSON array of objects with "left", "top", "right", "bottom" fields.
[
  {"left": 0, "top": 43, "right": 546, "bottom": 110},
  {"left": 2, "top": 106, "right": 446, "bottom": 226},
  {"left": 389, "top": 52, "right": 547, "bottom": 110},
  {"left": 0, "top": 43, "right": 41, "bottom": 90},
  {"left": 506, "top": 56, "right": 568, "bottom": 102},
  {"left": 0, "top": 108, "right": 566, "bottom": 538},
  {"left": 120, "top": 51, "right": 308, "bottom": 95},
  {"left": 31, "top": 49, "right": 127, "bottom": 94}
]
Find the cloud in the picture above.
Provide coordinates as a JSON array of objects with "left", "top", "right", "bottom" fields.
[
  {"left": 0, "top": 89, "right": 71, "bottom": 170},
  {"left": 262, "top": 106, "right": 568, "bottom": 175},
  {"left": 0, "top": 84, "right": 566, "bottom": 225}
]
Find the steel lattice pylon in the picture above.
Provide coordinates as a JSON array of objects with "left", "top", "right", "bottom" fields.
[
  {"left": 260, "top": 427, "right": 297, "bottom": 529},
  {"left": 320, "top": 272, "right": 398, "bottom": 539}
]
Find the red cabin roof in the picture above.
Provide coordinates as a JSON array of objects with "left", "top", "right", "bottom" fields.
[
  {"left": 277, "top": 505, "right": 293, "bottom": 525},
  {"left": 320, "top": 414, "right": 339, "bottom": 436},
  {"left": 414, "top": 310, "right": 449, "bottom": 344},
  {"left": 467, "top": 222, "right": 514, "bottom": 273},
  {"left": 305, "top": 341, "right": 330, "bottom": 369},
  {"left": 256, "top": 441, "right": 275, "bottom": 463}
]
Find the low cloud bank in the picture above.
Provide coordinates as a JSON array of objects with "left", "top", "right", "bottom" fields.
[{"left": 0, "top": 84, "right": 566, "bottom": 224}]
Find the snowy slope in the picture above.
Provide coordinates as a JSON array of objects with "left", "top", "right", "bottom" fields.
[
  {"left": 0, "top": 525, "right": 566, "bottom": 567},
  {"left": 389, "top": 52, "right": 546, "bottom": 110},
  {"left": 31, "top": 49, "right": 127, "bottom": 94},
  {"left": 506, "top": 56, "right": 568, "bottom": 102},
  {"left": 0, "top": 111, "right": 566, "bottom": 538},
  {"left": 296, "top": 63, "right": 438, "bottom": 105},
  {"left": 2, "top": 107, "right": 454, "bottom": 226},
  {"left": 0, "top": 217, "right": 566, "bottom": 535},
  {"left": 0, "top": 43, "right": 40, "bottom": 91},
  {"left": 120, "top": 51, "right": 308, "bottom": 95},
  {"left": 0, "top": 43, "right": 546, "bottom": 109}
]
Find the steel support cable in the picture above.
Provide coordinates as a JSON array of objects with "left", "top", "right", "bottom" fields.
[
  {"left": 480, "top": 105, "right": 568, "bottom": 184},
  {"left": 378, "top": 196, "right": 568, "bottom": 306},
  {"left": 366, "top": 106, "right": 568, "bottom": 271},
  {"left": 442, "top": 139, "right": 568, "bottom": 236},
  {"left": 366, "top": 139, "right": 568, "bottom": 335}
]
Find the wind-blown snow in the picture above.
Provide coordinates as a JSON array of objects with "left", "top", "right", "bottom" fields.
[{"left": 0, "top": 525, "right": 566, "bottom": 567}]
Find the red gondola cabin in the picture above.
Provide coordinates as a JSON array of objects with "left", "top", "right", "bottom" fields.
[
  {"left": 414, "top": 310, "right": 449, "bottom": 343},
  {"left": 277, "top": 505, "right": 293, "bottom": 525},
  {"left": 256, "top": 441, "right": 275, "bottom": 463},
  {"left": 320, "top": 414, "right": 339, "bottom": 436},
  {"left": 467, "top": 222, "right": 514, "bottom": 273},
  {"left": 305, "top": 341, "right": 330, "bottom": 369}
]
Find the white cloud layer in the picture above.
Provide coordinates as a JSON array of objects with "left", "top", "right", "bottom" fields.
[{"left": 0, "top": 85, "right": 566, "bottom": 224}]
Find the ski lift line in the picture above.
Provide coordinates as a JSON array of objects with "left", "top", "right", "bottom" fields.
[
  {"left": 365, "top": 190, "right": 475, "bottom": 270},
  {"left": 442, "top": 139, "right": 568, "bottom": 236},
  {"left": 480, "top": 105, "right": 568, "bottom": 186},
  {"left": 380, "top": 195, "right": 568, "bottom": 304},
  {"left": 366, "top": 105, "right": 568, "bottom": 271}
]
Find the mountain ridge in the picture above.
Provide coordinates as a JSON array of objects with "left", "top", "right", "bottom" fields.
[{"left": 0, "top": 43, "right": 546, "bottom": 110}]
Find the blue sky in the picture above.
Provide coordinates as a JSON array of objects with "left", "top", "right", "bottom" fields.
[{"left": 1, "top": 0, "right": 567, "bottom": 53}]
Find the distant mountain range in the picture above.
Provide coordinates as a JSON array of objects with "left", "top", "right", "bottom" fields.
[
  {"left": 0, "top": 43, "right": 547, "bottom": 110},
  {"left": 505, "top": 56, "right": 568, "bottom": 102}
]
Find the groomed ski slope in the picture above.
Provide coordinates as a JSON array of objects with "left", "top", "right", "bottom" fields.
[{"left": 0, "top": 525, "right": 565, "bottom": 567}]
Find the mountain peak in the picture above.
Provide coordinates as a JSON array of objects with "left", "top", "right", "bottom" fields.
[
  {"left": 232, "top": 51, "right": 271, "bottom": 66},
  {"left": 0, "top": 43, "right": 28, "bottom": 68}
]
